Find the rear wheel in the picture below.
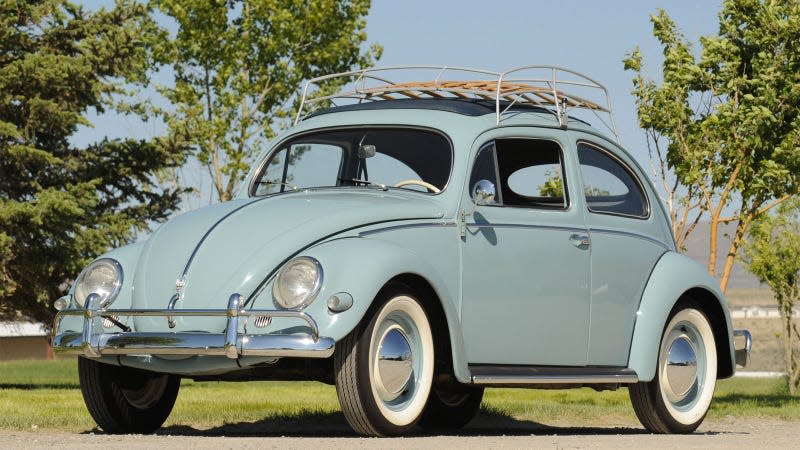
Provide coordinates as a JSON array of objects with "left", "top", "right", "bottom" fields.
[
  {"left": 78, "top": 357, "right": 180, "bottom": 434},
  {"left": 629, "top": 305, "right": 717, "bottom": 433},
  {"left": 334, "top": 284, "right": 435, "bottom": 436},
  {"left": 419, "top": 384, "right": 483, "bottom": 430}
]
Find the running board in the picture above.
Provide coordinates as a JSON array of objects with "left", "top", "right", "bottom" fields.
[{"left": 469, "top": 365, "right": 638, "bottom": 385}]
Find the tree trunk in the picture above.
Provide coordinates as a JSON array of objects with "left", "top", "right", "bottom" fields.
[
  {"left": 719, "top": 218, "right": 751, "bottom": 293},
  {"left": 708, "top": 215, "right": 719, "bottom": 278}
]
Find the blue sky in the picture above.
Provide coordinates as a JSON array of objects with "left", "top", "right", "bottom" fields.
[{"left": 75, "top": 0, "right": 721, "bottom": 198}]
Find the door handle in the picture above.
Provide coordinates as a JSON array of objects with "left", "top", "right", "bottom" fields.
[{"left": 569, "top": 233, "right": 590, "bottom": 248}]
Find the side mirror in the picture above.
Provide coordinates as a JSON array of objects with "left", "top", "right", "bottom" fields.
[{"left": 472, "top": 179, "right": 496, "bottom": 206}]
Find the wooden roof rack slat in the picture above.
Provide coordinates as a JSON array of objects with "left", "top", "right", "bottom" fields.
[{"left": 295, "top": 65, "right": 620, "bottom": 143}]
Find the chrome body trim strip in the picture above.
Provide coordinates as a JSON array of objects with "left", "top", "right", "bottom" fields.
[
  {"left": 466, "top": 223, "right": 586, "bottom": 234},
  {"left": 358, "top": 221, "right": 457, "bottom": 237},
  {"left": 588, "top": 227, "right": 671, "bottom": 251},
  {"left": 734, "top": 329, "right": 752, "bottom": 368},
  {"left": 52, "top": 293, "right": 332, "bottom": 359},
  {"left": 469, "top": 365, "right": 638, "bottom": 385}
]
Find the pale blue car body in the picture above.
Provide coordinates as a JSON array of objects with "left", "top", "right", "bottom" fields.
[{"left": 54, "top": 105, "right": 737, "bottom": 383}]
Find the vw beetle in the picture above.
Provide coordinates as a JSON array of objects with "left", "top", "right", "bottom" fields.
[{"left": 53, "top": 66, "right": 752, "bottom": 436}]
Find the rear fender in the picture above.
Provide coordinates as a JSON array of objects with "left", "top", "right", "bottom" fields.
[{"left": 628, "top": 252, "right": 735, "bottom": 381}]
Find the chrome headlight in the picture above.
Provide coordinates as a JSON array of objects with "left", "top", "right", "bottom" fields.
[
  {"left": 272, "top": 257, "right": 323, "bottom": 310},
  {"left": 74, "top": 258, "right": 123, "bottom": 308}
]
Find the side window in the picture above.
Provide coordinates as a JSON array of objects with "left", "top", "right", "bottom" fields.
[
  {"left": 577, "top": 142, "right": 647, "bottom": 218},
  {"left": 254, "top": 143, "right": 343, "bottom": 195},
  {"left": 495, "top": 139, "right": 567, "bottom": 209},
  {"left": 469, "top": 143, "right": 500, "bottom": 204}
]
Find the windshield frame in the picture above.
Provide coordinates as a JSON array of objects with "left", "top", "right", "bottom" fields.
[{"left": 247, "top": 125, "right": 454, "bottom": 197}]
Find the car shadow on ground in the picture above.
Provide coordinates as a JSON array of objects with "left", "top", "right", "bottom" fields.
[{"left": 147, "top": 407, "right": 725, "bottom": 438}]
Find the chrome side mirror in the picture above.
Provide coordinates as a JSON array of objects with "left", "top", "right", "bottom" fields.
[{"left": 472, "top": 179, "right": 496, "bottom": 206}]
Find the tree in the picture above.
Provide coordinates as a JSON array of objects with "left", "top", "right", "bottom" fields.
[
  {"left": 623, "top": 0, "right": 800, "bottom": 292},
  {"left": 154, "top": 0, "right": 382, "bottom": 202},
  {"left": 0, "top": 0, "right": 187, "bottom": 324},
  {"left": 743, "top": 199, "right": 800, "bottom": 394}
]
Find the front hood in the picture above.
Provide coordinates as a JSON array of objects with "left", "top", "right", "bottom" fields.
[{"left": 132, "top": 189, "right": 443, "bottom": 329}]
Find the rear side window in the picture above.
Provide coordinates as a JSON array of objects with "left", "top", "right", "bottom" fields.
[{"left": 577, "top": 142, "right": 648, "bottom": 218}]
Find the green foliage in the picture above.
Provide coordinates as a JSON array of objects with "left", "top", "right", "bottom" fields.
[
  {"left": 743, "top": 199, "right": 800, "bottom": 394},
  {"left": 154, "top": 0, "right": 382, "bottom": 202},
  {"left": 537, "top": 168, "right": 564, "bottom": 197},
  {"left": 0, "top": 0, "right": 188, "bottom": 323},
  {"left": 624, "top": 0, "right": 800, "bottom": 291}
]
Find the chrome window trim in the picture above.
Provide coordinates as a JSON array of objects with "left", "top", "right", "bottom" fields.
[
  {"left": 470, "top": 137, "right": 571, "bottom": 211},
  {"left": 248, "top": 125, "right": 455, "bottom": 198},
  {"left": 576, "top": 140, "right": 651, "bottom": 220}
]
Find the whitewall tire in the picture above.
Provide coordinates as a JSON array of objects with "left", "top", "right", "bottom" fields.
[
  {"left": 629, "top": 304, "right": 717, "bottom": 433},
  {"left": 334, "top": 284, "right": 434, "bottom": 436}
]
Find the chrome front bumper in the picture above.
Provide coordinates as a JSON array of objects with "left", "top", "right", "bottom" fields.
[
  {"left": 52, "top": 293, "right": 335, "bottom": 359},
  {"left": 733, "top": 329, "right": 752, "bottom": 367}
]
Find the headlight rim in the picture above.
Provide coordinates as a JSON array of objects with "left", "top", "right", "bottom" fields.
[
  {"left": 272, "top": 256, "right": 323, "bottom": 311},
  {"left": 74, "top": 258, "right": 124, "bottom": 309}
]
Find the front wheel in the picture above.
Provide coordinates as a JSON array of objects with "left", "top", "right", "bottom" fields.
[
  {"left": 334, "top": 284, "right": 435, "bottom": 436},
  {"left": 629, "top": 305, "right": 717, "bottom": 433},
  {"left": 78, "top": 357, "right": 180, "bottom": 434}
]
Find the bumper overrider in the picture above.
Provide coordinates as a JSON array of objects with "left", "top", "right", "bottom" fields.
[
  {"left": 734, "top": 329, "right": 753, "bottom": 368},
  {"left": 52, "top": 293, "right": 335, "bottom": 359}
]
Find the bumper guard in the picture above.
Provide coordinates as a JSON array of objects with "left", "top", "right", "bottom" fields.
[
  {"left": 52, "top": 293, "right": 335, "bottom": 359},
  {"left": 733, "top": 329, "right": 752, "bottom": 368}
]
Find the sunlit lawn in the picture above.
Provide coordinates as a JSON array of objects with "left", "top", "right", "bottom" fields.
[{"left": 0, "top": 359, "right": 797, "bottom": 434}]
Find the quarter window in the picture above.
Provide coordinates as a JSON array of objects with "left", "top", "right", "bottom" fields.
[{"left": 577, "top": 142, "right": 647, "bottom": 217}]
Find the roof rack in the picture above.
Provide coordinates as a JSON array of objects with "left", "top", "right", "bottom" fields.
[{"left": 294, "top": 65, "right": 620, "bottom": 143}]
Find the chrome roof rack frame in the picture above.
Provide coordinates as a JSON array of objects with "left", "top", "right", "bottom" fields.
[{"left": 294, "top": 65, "right": 620, "bottom": 143}]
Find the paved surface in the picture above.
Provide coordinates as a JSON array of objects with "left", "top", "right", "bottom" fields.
[{"left": 1, "top": 418, "right": 796, "bottom": 449}]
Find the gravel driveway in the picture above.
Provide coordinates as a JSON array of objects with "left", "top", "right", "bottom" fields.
[{"left": 2, "top": 418, "right": 794, "bottom": 449}]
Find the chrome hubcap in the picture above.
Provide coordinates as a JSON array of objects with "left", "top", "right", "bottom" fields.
[
  {"left": 665, "top": 335, "right": 698, "bottom": 402},
  {"left": 375, "top": 327, "right": 413, "bottom": 402}
]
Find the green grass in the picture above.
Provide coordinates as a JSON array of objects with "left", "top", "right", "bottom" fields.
[{"left": 1, "top": 359, "right": 798, "bottom": 434}]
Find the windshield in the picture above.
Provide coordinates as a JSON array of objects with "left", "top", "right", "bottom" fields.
[{"left": 250, "top": 128, "right": 452, "bottom": 196}]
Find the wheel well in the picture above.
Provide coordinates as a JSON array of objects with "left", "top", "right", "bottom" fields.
[
  {"left": 680, "top": 287, "right": 734, "bottom": 379},
  {"left": 384, "top": 274, "right": 455, "bottom": 384}
]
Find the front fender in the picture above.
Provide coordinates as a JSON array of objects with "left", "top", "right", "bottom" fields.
[
  {"left": 251, "top": 236, "right": 470, "bottom": 383},
  {"left": 627, "top": 252, "right": 735, "bottom": 381},
  {"left": 58, "top": 242, "right": 145, "bottom": 332}
]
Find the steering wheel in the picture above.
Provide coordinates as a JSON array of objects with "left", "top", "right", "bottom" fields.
[{"left": 393, "top": 179, "right": 441, "bottom": 193}]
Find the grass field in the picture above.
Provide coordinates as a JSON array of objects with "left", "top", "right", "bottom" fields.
[{"left": 1, "top": 359, "right": 798, "bottom": 434}]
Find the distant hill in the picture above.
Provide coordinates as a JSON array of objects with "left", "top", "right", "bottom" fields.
[{"left": 680, "top": 222, "right": 763, "bottom": 290}]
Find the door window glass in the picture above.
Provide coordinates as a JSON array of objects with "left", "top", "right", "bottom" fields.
[{"left": 495, "top": 139, "right": 567, "bottom": 209}]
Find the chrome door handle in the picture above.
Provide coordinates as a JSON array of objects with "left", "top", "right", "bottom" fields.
[{"left": 569, "top": 233, "right": 590, "bottom": 248}]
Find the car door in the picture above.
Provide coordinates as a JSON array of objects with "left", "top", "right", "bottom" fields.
[
  {"left": 575, "top": 140, "right": 670, "bottom": 366},
  {"left": 460, "top": 136, "right": 591, "bottom": 366}
]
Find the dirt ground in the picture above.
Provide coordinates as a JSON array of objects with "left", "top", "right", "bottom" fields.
[{"left": 1, "top": 418, "right": 795, "bottom": 449}]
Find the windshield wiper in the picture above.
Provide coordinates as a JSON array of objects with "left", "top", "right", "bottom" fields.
[{"left": 342, "top": 178, "right": 388, "bottom": 191}]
